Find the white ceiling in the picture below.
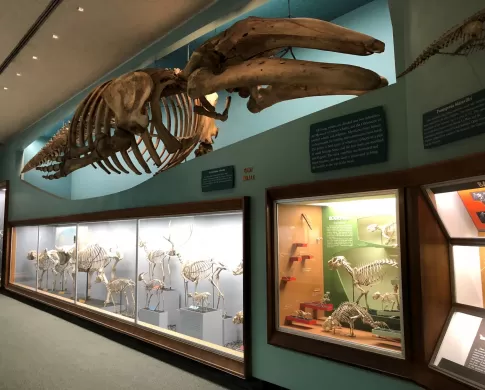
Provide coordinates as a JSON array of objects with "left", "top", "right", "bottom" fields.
[{"left": 0, "top": 0, "right": 218, "bottom": 142}]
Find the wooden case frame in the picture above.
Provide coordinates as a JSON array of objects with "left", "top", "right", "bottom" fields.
[
  {"left": 0, "top": 180, "right": 9, "bottom": 289},
  {"left": 266, "top": 151, "right": 485, "bottom": 389},
  {"left": 4, "top": 197, "right": 251, "bottom": 379},
  {"left": 266, "top": 174, "right": 412, "bottom": 377}
]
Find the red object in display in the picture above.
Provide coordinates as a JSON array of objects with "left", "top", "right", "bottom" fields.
[
  {"left": 301, "top": 302, "right": 334, "bottom": 311},
  {"left": 285, "top": 316, "right": 317, "bottom": 325},
  {"left": 290, "top": 256, "right": 302, "bottom": 262},
  {"left": 301, "top": 255, "right": 314, "bottom": 260},
  {"left": 281, "top": 276, "right": 296, "bottom": 281},
  {"left": 294, "top": 243, "right": 308, "bottom": 247}
]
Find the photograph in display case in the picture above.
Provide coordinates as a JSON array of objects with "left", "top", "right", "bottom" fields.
[
  {"left": 431, "top": 309, "right": 485, "bottom": 390},
  {"left": 274, "top": 190, "right": 403, "bottom": 357},
  {"left": 8, "top": 210, "right": 245, "bottom": 359}
]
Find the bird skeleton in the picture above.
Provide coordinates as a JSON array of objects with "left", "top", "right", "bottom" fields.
[{"left": 22, "top": 16, "right": 387, "bottom": 180}]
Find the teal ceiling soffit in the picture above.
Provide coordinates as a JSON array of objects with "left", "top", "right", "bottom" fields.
[{"left": 11, "top": 0, "right": 269, "bottom": 150}]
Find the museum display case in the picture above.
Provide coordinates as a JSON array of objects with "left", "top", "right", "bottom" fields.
[
  {"left": 424, "top": 177, "right": 485, "bottom": 389},
  {"left": 266, "top": 178, "right": 410, "bottom": 375},
  {"left": 6, "top": 198, "right": 250, "bottom": 377}
]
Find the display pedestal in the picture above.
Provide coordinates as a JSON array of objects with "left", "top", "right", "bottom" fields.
[
  {"left": 163, "top": 289, "right": 180, "bottom": 326},
  {"left": 377, "top": 310, "right": 400, "bottom": 317},
  {"left": 179, "top": 307, "right": 223, "bottom": 345},
  {"left": 372, "top": 328, "right": 402, "bottom": 340},
  {"left": 139, "top": 308, "right": 168, "bottom": 328}
]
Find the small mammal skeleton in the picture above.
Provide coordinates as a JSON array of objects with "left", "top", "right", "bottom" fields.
[
  {"left": 372, "top": 291, "right": 398, "bottom": 311},
  {"left": 138, "top": 272, "right": 164, "bottom": 311},
  {"left": 322, "top": 302, "right": 389, "bottom": 337},
  {"left": 233, "top": 311, "right": 244, "bottom": 325},
  {"left": 188, "top": 291, "right": 211, "bottom": 309},
  {"left": 292, "top": 310, "right": 313, "bottom": 320},
  {"left": 321, "top": 291, "right": 331, "bottom": 305},
  {"left": 367, "top": 222, "right": 397, "bottom": 246}
]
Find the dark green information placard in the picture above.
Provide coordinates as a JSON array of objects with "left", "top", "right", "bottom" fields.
[
  {"left": 201, "top": 166, "right": 235, "bottom": 192},
  {"left": 423, "top": 88, "right": 485, "bottom": 149},
  {"left": 309, "top": 106, "right": 388, "bottom": 173}
]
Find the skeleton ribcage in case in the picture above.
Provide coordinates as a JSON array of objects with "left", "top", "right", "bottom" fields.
[
  {"left": 182, "top": 260, "right": 213, "bottom": 282},
  {"left": 108, "top": 279, "right": 134, "bottom": 294},
  {"left": 38, "top": 250, "right": 59, "bottom": 271},
  {"left": 354, "top": 259, "right": 398, "bottom": 287},
  {"left": 75, "top": 244, "right": 111, "bottom": 272}
]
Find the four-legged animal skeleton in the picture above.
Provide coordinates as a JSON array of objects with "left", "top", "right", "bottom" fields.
[
  {"left": 27, "top": 249, "right": 59, "bottom": 290},
  {"left": 188, "top": 291, "right": 211, "bottom": 309},
  {"left": 138, "top": 272, "right": 164, "bottom": 311},
  {"left": 328, "top": 256, "right": 398, "bottom": 309},
  {"left": 180, "top": 259, "right": 227, "bottom": 309},
  {"left": 322, "top": 302, "right": 389, "bottom": 337},
  {"left": 95, "top": 269, "right": 135, "bottom": 316}
]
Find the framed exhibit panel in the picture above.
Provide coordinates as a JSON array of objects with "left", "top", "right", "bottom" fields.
[
  {"left": 423, "top": 176, "right": 485, "bottom": 389},
  {"left": 5, "top": 197, "right": 251, "bottom": 378},
  {"left": 266, "top": 176, "right": 411, "bottom": 376}
]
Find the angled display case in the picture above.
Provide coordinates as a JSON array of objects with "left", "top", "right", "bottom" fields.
[
  {"left": 424, "top": 177, "right": 485, "bottom": 389},
  {"left": 5, "top": 198, "right": 250, "bottom": 378},
  {"left": 266, "top": 177, "right": 410, "bottom": 376}
]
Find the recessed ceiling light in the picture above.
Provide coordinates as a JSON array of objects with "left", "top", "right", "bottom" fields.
[
  {"left": 52, "top": 34, "right": 59, "bottom": 39},
  {"left": 16, "top": 73, "right": 21, "bottom": 76},
  {"left": 3, "top": 87, "right": 8, "bottom": 90},
  {"left": 77, "top": 6, "right": 84, "bottom": 12},
  {"left": 32, "top": 56, "right": 38, "bottom": 60}
]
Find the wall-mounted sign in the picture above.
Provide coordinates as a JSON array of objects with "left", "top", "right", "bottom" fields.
[
  {"left": 309, "top": 106, "right": 388, "bottom": 173},
  {"left": 201, "top": 165, "right": 235, "bottom": 192},
  {"left": 242, "top": 167, "right": 255, "bottom": 181},
  {"left": 423, "top": 88, "right": 485, "bottom": 149}
]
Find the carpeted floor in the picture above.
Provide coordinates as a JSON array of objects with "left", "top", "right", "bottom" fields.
[{"left": 0, "top": 294, "right": 232, "bottom": 390}]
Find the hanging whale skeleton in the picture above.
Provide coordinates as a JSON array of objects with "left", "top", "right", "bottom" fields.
[{"left": 22, "top": 17, "right": 388, "bottom": 180}]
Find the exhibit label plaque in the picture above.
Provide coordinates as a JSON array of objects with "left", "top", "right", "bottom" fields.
[
  {"left": 309, "top": 106, "right": 388, "bottom": 173},
  {"left": 423, "top": 88, "right": 485, "bottom": 149},
  {"left": 201, "top": 166, "right": 235, "bottom": 192}
]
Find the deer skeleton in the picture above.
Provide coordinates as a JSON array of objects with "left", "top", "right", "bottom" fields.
[
  {"left": 95, "top": 269, "right": 135, "bottom": 316},
  {"left": 22, "top": 17, "right": 387, "bottom": 180},
  {"left": 328, "top": 256, "right": 399, "bottom": 309},
  {"left": 138, "top": 272, "right": 164, "bottom": 311},
  {"left": 138, "top": 241, "right": 169, "bottom": 281},
  {"left": 322, "top": 301, "right": 389, "bottom": 337}
]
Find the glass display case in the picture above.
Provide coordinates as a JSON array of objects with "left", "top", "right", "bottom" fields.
[
  {"left": 271, "top": 189, "right": 404, "bottom": 358},
  {"left": 7, "top": 198, "right": 249, "bottom": 377},
  {"left": 425, "top": 177, "right": 485, "bottom": 389}
]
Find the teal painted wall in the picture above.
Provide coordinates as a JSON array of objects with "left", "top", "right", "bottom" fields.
[
  {"left": 26, "top": 0, "right": 395, "bottom": 200},
  {"left": 2, "top": 0, "right": 485, "bottom": 389}
]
